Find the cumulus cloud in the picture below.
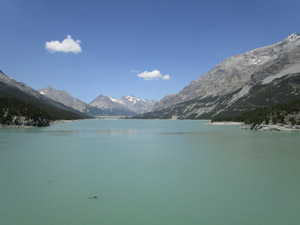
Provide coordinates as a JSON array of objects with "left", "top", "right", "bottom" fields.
[
  {"left": 45, "top": 35, "right": 82, "bottom": 54},
  {"left": 137, "top": 70, "right": 170, "bottom": 81}
]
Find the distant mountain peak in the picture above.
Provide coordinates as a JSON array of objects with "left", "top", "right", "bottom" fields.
[
  {"left": 90, "top": 94, "right": 156, "bottom": 115},
  {"left": 38, "top": 86, "right": 106, "bottom": 117}
]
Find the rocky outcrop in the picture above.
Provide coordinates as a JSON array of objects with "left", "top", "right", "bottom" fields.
[
  {"left": 0, "top": 115, "right": 50, "bottom": 127},
  {"left": 242, "top": 123, "right": 300, "bottom": 131}
]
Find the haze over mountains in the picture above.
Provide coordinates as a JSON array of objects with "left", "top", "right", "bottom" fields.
[{"left": 135, "top": 33, "right": 300, "bottom": 119}]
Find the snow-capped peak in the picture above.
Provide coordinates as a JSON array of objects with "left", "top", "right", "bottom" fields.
[
  {"left": 287, "top": 32, "right": 300, "bottom": 42},
  {"left": 91, "top": 94, "right": 157, "bottom": 114},
  {"left": 123, "top": 95, "right": 146, "bottom": 103},
  {"left": 109, "top": 97, "right": 125, "bottom": 105},
  {"left": 40, "top": 90, "right": 45, "bottom": 95}
]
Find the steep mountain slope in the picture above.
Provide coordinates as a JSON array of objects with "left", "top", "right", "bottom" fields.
[
  {"left": 0, "top": 70, "right": 87, "bottom": 126},
  {"left": 153, "top": 33, "right": 300, "bottom": 111},
  {"left": 90, "top": 95, "right": 137, "bottom": 116},
  {"left": 39, "top": 86, "right": 106, "bottom": 116},
  {"left": 133, "top": 73, "right": 300, "bottom": 120}
]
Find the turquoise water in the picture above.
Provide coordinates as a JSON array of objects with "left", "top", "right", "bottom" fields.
[{"left": 0, "top": 119, "right": 300, "bottom": 225}]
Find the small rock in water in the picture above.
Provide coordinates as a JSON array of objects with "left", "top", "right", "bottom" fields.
[{"left": 88, "top": 196, "right": 99, "bottom": 199}]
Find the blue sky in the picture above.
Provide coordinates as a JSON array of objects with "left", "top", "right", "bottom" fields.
[{"left": 0, "top": 0, "right": 300, "bottom": 102}]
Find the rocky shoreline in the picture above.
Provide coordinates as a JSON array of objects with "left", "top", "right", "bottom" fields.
[
  {"left": 0, "top": 116, "right": 50, "bottom": 127},
  {"left": 0, "top": 118, "right": 82, "bottom": 128},
  {"left": 207, "top": 121, "right": 244, "bottom": 126},
  {"left": 210, "top": 121, "right": 300, "bottom": 131},
  {"left": 242, "top": 123, "right": 300, "bottom": 131}
]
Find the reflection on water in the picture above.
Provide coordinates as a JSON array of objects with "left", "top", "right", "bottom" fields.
[
  {"left": 44, "top": 129, "right": 139, "bottom": 137},
  {"left": 1, "top": 119, "right": 300, "bottom": 225}
]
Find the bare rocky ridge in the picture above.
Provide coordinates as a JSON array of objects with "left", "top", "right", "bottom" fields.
[
  {"left": 153, "top": 33, "right": 300, "bottom": 112},
  {"left": 39, "top": 86, "right": 106, "bottom": 116}
]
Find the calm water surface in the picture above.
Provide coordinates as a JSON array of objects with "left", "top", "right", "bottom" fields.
[{"left": 0, "top": 119, "right": 300, "bottom": 225}]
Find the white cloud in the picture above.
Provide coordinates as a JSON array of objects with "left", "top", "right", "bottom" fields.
[
  {"left": 137, "top": 70, "right": 170, "bottom": 81},
  {"left": 45, "top": 35, "right": 82, "bottom": 54},
  {"left": 162, "top": 75, "right": 170, "bottom": 80}
]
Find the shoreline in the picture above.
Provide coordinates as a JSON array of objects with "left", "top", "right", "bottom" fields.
[
  {"left": 208, "top": 121, "right": 300, "bottom": 132},
  {"left": 242, "top": 123, "right": 300, "bottom": 132},
  {"left": 207, "top": 121, "right": 244, "bottom": 126},
  {"left": 0, "top": 119, "right": 84, "bottom": 128},
  {"left": 49, "top": 119, "right": 81, "bottom": 126},
  {"left": 0, "top": 124, "right": 37, "bottom": 128}
]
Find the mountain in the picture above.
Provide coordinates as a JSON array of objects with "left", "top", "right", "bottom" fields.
[
  {"left": 90, "top": 95, "right": 137, "bottom": 116},
  {"left": 90, "top": 95, "right": 156, "bottom": 116},
  {"left": 0, "top": 70, "right": 87, "bottom": 126},
  {"left": 119, "top": 96, "right": 156, "bottom": 114},
  {"left": 39, "top": 86, "right": 106, "bottom": 117},
  {"left": 137, "top": 33, "right": 300, "bottom": 119},
  {"left": 134, "top": 73, "right": 300, "bottom": 119}
]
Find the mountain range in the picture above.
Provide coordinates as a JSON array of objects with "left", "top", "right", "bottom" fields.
[
  {"left": 0, "top": 70, "right": 156, "bottom": 125},
  {"left": 38, "top": 86, "right": 107, "bottom": 117},
  {"left": 90, "top": 94, "right": 156, "bottom": 116},
  {"left": 39, "top": 86, "right": 156, "bottom": 116},
  {"left": 0, "top": 70, "right": 87, "bottom": 126},
  {"left": 2, "top": 33, "right": 300, "bottom": 125},
  {"left": 134, "top": 33, "right": 300, "bottom": 120}
]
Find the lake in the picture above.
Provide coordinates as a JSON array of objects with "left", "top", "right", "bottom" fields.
[{"left": 1, "top": 119, "right": 300, "bottom": 225}]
